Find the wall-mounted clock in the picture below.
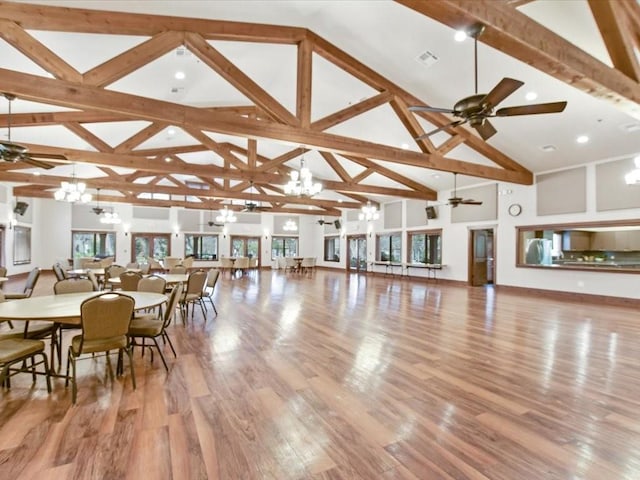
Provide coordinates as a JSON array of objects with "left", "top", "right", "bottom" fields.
[{"left": 508, "top": 203, "right": 522, "bottom": 217}]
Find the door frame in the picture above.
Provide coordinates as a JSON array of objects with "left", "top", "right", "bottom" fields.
[
  {"left": 346, "top": 234, "right": 367, "bottom": 273},
  {"left": 467, "top": 226, "right": 497, "bottom": 286}
]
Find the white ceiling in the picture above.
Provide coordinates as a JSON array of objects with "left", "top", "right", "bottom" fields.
[{"left": 1, "top": 0, "right": 639, "bottom": 200}]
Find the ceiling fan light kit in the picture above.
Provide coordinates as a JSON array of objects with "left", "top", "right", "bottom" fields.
[{"left": 409, "top": 22, "right": 567, "bottom": 141}]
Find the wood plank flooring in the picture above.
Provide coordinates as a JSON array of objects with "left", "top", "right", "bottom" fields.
[{"left": 1, "top": 270, "right": 640, "bottom": 479}]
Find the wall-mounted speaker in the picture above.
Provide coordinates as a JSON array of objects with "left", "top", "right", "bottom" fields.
[
  {"left": 334, "top": 219, "right": 342, "bottom": 230},
  {"left": 426, "top": 206, "right": 437, "bottom": 220},
  {"left": 13, "top": 201, "right": 28, "bottom": 216}
]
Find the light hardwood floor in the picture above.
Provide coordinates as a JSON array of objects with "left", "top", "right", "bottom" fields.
[{"left": 1, "top": 269, "right": 640, "bottom": 479}]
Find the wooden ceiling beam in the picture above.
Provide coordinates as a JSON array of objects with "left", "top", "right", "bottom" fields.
[
  {"left": 63, "top": 122, "right": 114, "bottom": 153},
  {"left": 182, "top": 127, "right": 248, "bottom": 170},
  {"left": 396, "top": 0, "right": 640, "bottom": 120},
  {"left": 255, "top": 147, "right": 308, "bottom": 172},
  {"left": 588, "top": 0, "right": 640, "bottom": 82},
  {"left": 310, "top": 91, "right": 393, "bottom": 132},
  {"left": 0, "top": 2, "right": 308, "bottom": 43},
  {"left": 309, "top": 30, "right": 531, "bottom": 173},
  {"left": 115, "top": 122, "right": 167, "bottom": 153},
  {"left": 319, "top": 151, "right": 352, "bottom": 182},
  {"left": 297, "top": 38, "right": 313, "bottom": 128},
  {"left": 342, "top": 154, "right": 437, "bottom": 195},
  {"left": 83, "top": 31, "right": 185, "bottom": 87},
  {"left": 389, "top": 97, "right": 436, "bottom": 154},
  {"left": 184, "top": 32, "right": 299, "bottom": 125},
  {"left": 0, "top": 19, "right": 81, "bottom": 82}
]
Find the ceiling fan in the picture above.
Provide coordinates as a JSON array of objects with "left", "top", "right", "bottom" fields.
[
  {"left": 1, "top": 93, "right": 66, "bottom": 169},
  {"left": 443, "top": 173, "right": 482, "bottom": 208},
  {"left": 242, "top": 181, "right": 271, "bottom": 212},
  {"left": 409, "top": 23, "right": 567, "bottom": 141},
  {"left": 200, "top": 210, "right": 223, "bottom": 227},
  {"left": 92, "top": 188, "right": 104, "bottom": 215}
]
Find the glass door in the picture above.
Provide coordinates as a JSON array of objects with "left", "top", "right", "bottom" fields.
[
  {"left": 347, "top": 235, "right": 367, "bottom": 272},
  {"left": 132, "top": 233, "right": 170, "bottom": 264},
  {"left": 230, "top": 236, "right": 261, "bottom": 261}
]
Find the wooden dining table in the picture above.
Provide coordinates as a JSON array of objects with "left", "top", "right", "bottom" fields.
[{"left": 0, "top": 291, "right": 167, "bottom": 325}]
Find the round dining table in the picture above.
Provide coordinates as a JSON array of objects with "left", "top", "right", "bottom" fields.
[
  {"left": 107, "top": 273, "right": 188, "bottom": 288},
  {"left": 0, "top": 291, "right": 167, "bottom": 325}
]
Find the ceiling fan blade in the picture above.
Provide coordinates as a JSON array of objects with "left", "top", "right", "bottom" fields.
[
  {"left": 472, "top": 120, "right": 497, "bottom": 140},
  {"left": 481, "top": 77, "right": 524, "bottom": 108},
  {"left": 22, "top": 156, "right": 56, "bottom": 169},
  {"left": 495, "top": 101, "right": 568, "bottom": 117},
  {"left": 461, "top": 199, "right": 483, "bottom": 205},
  {"left": 416, "top": 120, "right": 466, "bottom": 139},
  {"left": 29, "top": 152, "right": 67, "bottom": 161},
  {"left": 409, "top": 105, "right": 457, "bottom": 114}
]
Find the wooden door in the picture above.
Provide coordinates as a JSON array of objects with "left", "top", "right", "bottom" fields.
[{"left": 470, "top": 229, "right": 494, "bottom": 286}]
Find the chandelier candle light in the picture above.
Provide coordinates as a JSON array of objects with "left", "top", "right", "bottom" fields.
[
  {"left": 54, "top": 174, "right": 92, "bottom": 203},
  {"left": 100, "top": 211, "right": 121, "bottom": 224},
  {"left": 284, "top": 158, "right": 322, "bottom": 197},
  {"left": 359, "top": 201, "right": 380, "bottom": 221},
  {"left": 283, "top": 219, "right": 298, "bottom": 231},
  {"left": 216, "top": 206, "right": 237, "bottom": 224}
]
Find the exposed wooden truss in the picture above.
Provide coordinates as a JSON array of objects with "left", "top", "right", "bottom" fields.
[
  {"left": 0, "top": 1, "right": 536, "bottom": 213},
  {"left": 397, "top": 0, "right": 640, "bottom": 120}
]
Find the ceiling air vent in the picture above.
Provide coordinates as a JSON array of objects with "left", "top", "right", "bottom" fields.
[
  {"left": 415, "top": 50, "right": 439, "bottom": 68},
  {"left": 175, "top": 46, "right": 192, "bottom": 57}
]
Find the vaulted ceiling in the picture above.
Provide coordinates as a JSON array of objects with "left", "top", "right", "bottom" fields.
[{"left": 0, "top": 0, "right": 638, "bottom": 216}]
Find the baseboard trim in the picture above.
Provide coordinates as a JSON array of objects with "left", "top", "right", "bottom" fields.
[{"left": 495, "top": 284, "right": 640, "bottom": 308}]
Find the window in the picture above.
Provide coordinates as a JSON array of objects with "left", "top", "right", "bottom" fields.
[
  {"left": 13, "top": 226, "right": 31, "bottom": 265},
  {"left": 271, "top": 236, "right": 298, "bottom": 259},
  {"left": 324, "top": 236, "right": 340, "bottom": 262},
  {"left": 408, "top": 229, "right": 442, "bottom": 264},
  {"left": 72, "top": 231, "right": 116, "bottom": 259},
  {"left": 132, "top": 233, "right": 170, "bottom": 263},
  {"left": 377, "top": 233, "right": 401, "bottom": 262},
  {"left": 185, "top": 234, "right": 219, "bottom": 260}
]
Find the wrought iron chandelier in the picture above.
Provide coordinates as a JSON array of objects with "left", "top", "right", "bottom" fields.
[
  {"left": 54, "top": 173, "right": 91, "bottom": 203},
  {"left": 358, "top": 201, "right": 379, "bottom": 221},
  {"left": 284, "top": 158, "right": 322, "bottom": 197},
  {"left": 216, "top": 206, "right": 237, "bottom": 223}
]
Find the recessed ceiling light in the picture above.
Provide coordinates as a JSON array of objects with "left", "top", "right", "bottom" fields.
[
  {"left": 525, "top": 91, "right": 538, "bottom": 101},
  {"left": 165, "top": 157, "right": 172, "bottom": 162},
  {"left": 167, "top": 127, "right": 176, "bottom": 136},
  {"left": 401, "top": 143, "right": 409, "bottom": 150},
  {"left": 32, "top": 171, "right": 40, "bottom": 176},
  {"left": 541, "top": 144, "right": 556, "bottom": 152},
  {"left": 338, "top": 199, "right": 343, "bottom": 203},
  {"left": 174, "top": 71, "right": 185, "bottom": 80},
  {"left": 576, "top": 135, "right": 589, "bottom": 144},
  {"left": 431, "top": 173, "right": 441, "bottom": 178},
  {"left": 454, "top": 30, "right": 467, "bottom": 42}
]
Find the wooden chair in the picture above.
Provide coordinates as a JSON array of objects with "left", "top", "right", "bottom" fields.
[
  {"left": 0, "top": 338, "right": 51, "bottom": 393},
  {"left": 119, "top": 271, "right": 143, "bottom": 291},
  {"left": 128, "top": 283, "right": 182, "bottom": 371},
  {"left": 65, "top": 293, "right": 136, "bottom": 404}
]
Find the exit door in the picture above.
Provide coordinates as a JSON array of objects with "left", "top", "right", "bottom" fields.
[
  {"left": 347, "top": 235, "right": 367, "bottom": 272},
  {"left": 470, "top": 228, "right": 495, "bottom": 286}
]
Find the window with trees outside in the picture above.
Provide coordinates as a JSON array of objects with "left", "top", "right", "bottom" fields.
[
  {"left": 408, "top": 229, "right": 442, "bottom": 264},
  {"left": 72, "top": 231, "right": 116, "bottom": 260},
  {"left": 185, "top": 234, "right": 219, "bottom": 260},
  {"left": 272, "top": 236, "right": 298, "bottom": 259},
  {"left": 324, "top": 236, "right": 340, "bottom": 262},
  {"left": 13, "top": 226, "right": 31, "bottom": 265},
  {"left": 377, "top": 232, "right": 402, "bottom": 262}
]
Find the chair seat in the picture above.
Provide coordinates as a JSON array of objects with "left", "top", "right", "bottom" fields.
[
  {"left": 0, "top": 339, "right": 45, "bottom": 363},
  {"left": 3, "top": 293, "right": 29, "bottom": 300},
  {"left": 183, "top": 293, "right": 200, "bottom": 302},
  {"left": 70, "top": 334, "right": 128, "bottom": 354},
  {"left": 128, "top": 318, "right": 163, "bottom": 337},
  {"left": 24, "top": 323, "right": 58, "bottom": 339}
]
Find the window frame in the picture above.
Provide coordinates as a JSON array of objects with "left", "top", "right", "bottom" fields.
[
  {"left": 376, "top": 231, "right": 402, "bottom": 263},
  {"left": 407, "top": 229, "right": 442, "bottom": 265},
  {"left": 184, "top": 233, "right": 219, "bottom": 261},
  {"left": 324, "top": 236, "right": 340, "bottom": 262},
  {"left": 71, "top": 230, "right": 117, "bottom": 260},
  {"left": 271, "top": 236, "right": 298, "bottom": 259},
  {"left": 131, "top": 233, "right": 171, "bottom": 263},
  {"left": 13, "top": 225, "right": 31, "bottom": 265}
]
